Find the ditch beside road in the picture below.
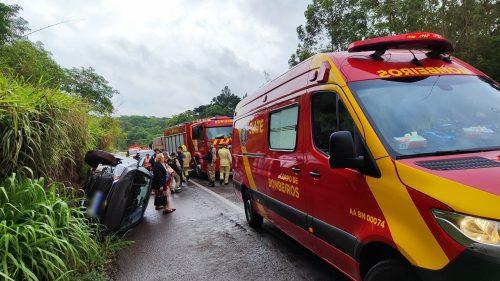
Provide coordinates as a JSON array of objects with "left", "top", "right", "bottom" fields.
[{"left": 115, "top": 178, "right": 348, "bottom": 281}]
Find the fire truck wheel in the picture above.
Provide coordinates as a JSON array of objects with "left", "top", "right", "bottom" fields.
[
  {"left": 364, "top": 259, "right": 419, "bottom": 281},
  {"left": 243, "top": 190, "right": 263, "bottom": 228}
]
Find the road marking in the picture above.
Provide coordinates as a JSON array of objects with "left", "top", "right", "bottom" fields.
[{"left": 190, "top": 180, "right": 244, "bottom": 214}]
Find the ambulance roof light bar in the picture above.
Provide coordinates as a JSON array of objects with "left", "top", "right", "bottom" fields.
[{"left": 348, "top": 32, "right": 454, "bottom": 63}]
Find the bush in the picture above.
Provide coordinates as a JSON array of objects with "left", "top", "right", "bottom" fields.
[
  {"left": 0, "top": 173, "right": 104, "bottom": 280},
  {"left": 0, "top": 40, "right": 64, "bottom": 89},
  {"left": 0, "top": 74, "right": 91, "bottom": 181}
]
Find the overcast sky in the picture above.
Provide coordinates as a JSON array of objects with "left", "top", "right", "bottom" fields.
[{"left": 6, "top": 0, "right": 308, "bottom": 117}]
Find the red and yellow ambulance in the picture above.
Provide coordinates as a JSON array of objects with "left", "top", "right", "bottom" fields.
[{"left": 232, "top": 32, "right": 499, "bottom": 281}]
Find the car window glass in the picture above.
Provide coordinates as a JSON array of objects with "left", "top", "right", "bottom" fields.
[
  {"left": 311, "top": 92, "right": 338, "bottom": 153},
  {"left": 350, "top": 76, "right": 500, "bottom": 157},
  {"left": 269, "top": 105, "right": 299, "bottom": 150}
]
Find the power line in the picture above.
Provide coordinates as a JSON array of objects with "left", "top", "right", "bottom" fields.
[{"left": 22, "top": 18, "right": 85, "bottom": 37}]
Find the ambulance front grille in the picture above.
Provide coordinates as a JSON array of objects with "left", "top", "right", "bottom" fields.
[{"left": 416, "top": 157, "right": 500, "bottom": 171}]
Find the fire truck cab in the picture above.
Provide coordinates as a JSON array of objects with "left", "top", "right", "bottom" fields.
[
  {"left": 232, "top": 32, "right": 500, "bottom": 281},
  {"left": 162, "top": 116, "right": 233, "bottom": 175}
]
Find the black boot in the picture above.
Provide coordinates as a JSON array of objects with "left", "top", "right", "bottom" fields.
[{"left": 208, "top": 181, "right": 215, "bottom": 187}]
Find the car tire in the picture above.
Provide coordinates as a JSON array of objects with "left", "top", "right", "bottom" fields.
[
  {"left": 244, "top": 190, "right": 263, "bottom": 228},
  {"left": 364, "top": 259, "right": 420, "bottom": 281}
]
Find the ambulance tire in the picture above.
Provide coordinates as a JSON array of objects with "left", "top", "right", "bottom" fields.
[
  {"left": 244, "top": 190, "right": 263, "bottom": 228},
  {"left": 364, "top": 259, "right": 419, "bottom": 281}
]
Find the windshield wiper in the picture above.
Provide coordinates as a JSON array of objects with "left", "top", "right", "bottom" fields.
[
  {"left": 430, "top": 149, "right": 487, "bottom": 156},
  {"left": 397, "top": 147, "right": 500, "bottom": 159}
]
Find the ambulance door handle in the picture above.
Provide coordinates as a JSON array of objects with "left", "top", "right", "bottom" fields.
[
  {"left": 291, "top": 166, "right": 301, "bottom": 174},
  {"left": 309, "top": 171, "right": 321, "bottom": 179}
]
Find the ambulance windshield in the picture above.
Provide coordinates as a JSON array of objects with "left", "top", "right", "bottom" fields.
[
  {"left": 350, "top": 75, "right": 500, "bottom": 158},
  {"left": 206, "top": 126, "right": 232, "bottom": 140}
]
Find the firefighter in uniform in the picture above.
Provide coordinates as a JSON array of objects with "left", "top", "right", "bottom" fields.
[
  {"left": 181, "top": 145, "right": 191, "bottom": 181},
  {"left": 205, "top": 141, "right": 217, "bottom": 187},
  {"left": 217, "top": 143, "right": 231, "bottom": 185}
]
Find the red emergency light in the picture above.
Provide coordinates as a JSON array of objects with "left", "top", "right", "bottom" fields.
[{"left": 348, "top": 32, "right": 453, "bottom": 59}]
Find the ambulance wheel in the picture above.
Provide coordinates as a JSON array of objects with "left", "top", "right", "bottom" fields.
[
  {"left": 364, "top": 259, "right": 419, "bottom": 281},
  {"left": 243, "top": 190, "right": 263, "bottom": 228}
]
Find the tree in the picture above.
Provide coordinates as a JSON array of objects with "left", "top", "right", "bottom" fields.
[
  {"left": 0, "top": 3, "right": 29, "bottom": 44},
  {"left": 210, "top": 86, "right": 241, "bottom": 116},
  {"left": 0, "top": 40, "right": 64, "bottom": 88},
  {"left": 62, "top": 67, "right": 119, "bottom": 115},
  {"left": 289, "top": 0, "right": 368, "bottom": 67},
  {"left": 117, "top": 86, "right": 243, "bottom": 148},
  {"left": 434, "top": 0, "right": 499, "bottom": 81},
  {"left": 289, "top": 0, "right": 499, "bottom": 81}
]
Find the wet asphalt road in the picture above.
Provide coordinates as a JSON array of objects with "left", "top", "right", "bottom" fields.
[{"left": 115, "top": 179, "right": 348, "bottom": 281}]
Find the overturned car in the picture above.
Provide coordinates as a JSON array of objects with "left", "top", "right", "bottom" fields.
[{"left": 84, "top": 150, "right": 152, "bottom": 233}]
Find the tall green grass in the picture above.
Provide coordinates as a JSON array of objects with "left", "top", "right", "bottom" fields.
[
  {"left": 0, "top": 74, "right": 91, "bottom": 182},
  {"left": 0, "top": 58, "right": 130, "bottom": 280},
  {"left": 0, "top": 172, "right": 106, "bottom": 280}
]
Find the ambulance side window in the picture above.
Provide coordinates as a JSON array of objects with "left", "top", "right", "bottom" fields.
[
  {"left": 311, "top": 92, "right": 337, "bottom": 153},
  {"left": 338, "top": 99, "right": 363, "bottom": 156},
  {"left": 269, "top": 105, "right": 299, "bottom": 151},
  {"left": 338, "top": 100, "right": 355, "bottom": 135},
  {"left": 312, "top": 92, "right": 359, "bottom": 155}
]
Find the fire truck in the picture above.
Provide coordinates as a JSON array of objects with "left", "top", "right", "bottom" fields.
[{"left": 155, "top": 116, "right": 233, "bottom": 176}]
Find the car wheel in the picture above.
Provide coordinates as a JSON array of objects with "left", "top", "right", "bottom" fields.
[
  {"left": 364, "top": 259, "right": 420, "bottom": 281},
  {"left": 244, "top": 190, "right": 263, "bottom": 228}
]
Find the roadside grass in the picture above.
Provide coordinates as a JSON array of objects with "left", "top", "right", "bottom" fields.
[
  {"left": 0, "top": 173, "right": 132, "bottom": 280},
  {"left": 0, "top": 54, "right": 132, "bottom": 280},
  {"left": 0, "top": 74, "right": 91, "bottom": 182}
]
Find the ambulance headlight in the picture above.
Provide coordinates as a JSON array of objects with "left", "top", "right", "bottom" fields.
[{"left": 433, "top": 210, "right": 500, "bottom": 247}]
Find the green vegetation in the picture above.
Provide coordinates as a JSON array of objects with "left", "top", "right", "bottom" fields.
[
  {"left": 0, "top": 75, "right": 86, "bottom": 181},
  {"left": 0, "top": 173, "right": 130, "bottom": 281},
  {"left": 0, "top": 3, "right": 126, "bottom": 280},
  {"left": 62, "top": 67, "right": 118, "bottom": 115},
  {"left": 0, "top": 40, "right": 65, "bottom": 88},
  {"left": 0, "top": 4, "right": 28, "bottom": 44},
  {"left": 289, "top": 0, "right": 499, "bottom": 81},
  {"left": 117, "top": 115, "right": 170, "bottom": 148},
  {"left": 118, "top": 85, "right": 242, "bottom": 148}
]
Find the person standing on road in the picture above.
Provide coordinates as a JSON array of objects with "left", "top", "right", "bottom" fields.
[
  {"left": 205, "top": 141, "right": 217, "bottom": 187},
  {"left": 167, "top": 153, "right": 182, "bottom": 191},
  {"left": 181, "top": 145, "right": 191, "bottom": 182},
  {"left": 150, "top": 149, "right": 160, "bottom": 167},
  {"left": 217, "top": 143, "right": 231, "bottom": 185},
  {"left": 143, "top": 153, "right": 152, "bottom": 171},
  {"left": 152, "top": 153, "right": 167, "bottom": 210},
  {"left": 176, "top": 147, "right": 186, "bottom": 183},
  {"left": 152, "top": 153, "right": 175, "bottom": 214}
]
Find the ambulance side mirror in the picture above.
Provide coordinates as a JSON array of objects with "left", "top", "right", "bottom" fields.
[{"left": 328, "top": 131, "right": 365, "bottom": 169}]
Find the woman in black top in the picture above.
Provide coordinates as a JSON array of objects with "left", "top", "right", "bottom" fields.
[{"left": 152, "top": 154, "right": 175, "bottom": 213}]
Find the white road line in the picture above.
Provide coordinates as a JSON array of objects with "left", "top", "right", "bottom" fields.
[{"left": 189, "top": 180, "right": 244, "bottom": 214}]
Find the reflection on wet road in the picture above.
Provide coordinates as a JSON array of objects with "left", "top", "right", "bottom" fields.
[{"left": 116, "top": 179, "right": 348, "bottom": 281}]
